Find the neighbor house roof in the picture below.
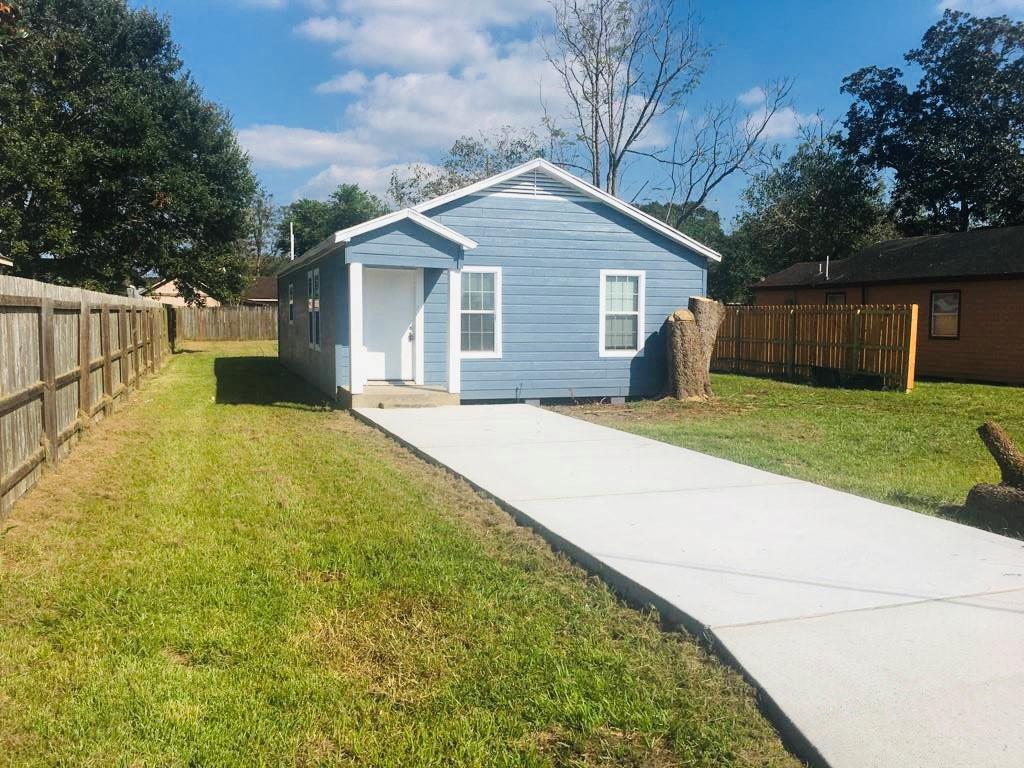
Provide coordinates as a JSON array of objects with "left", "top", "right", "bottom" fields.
[
  {"left": 754, "top": 225, "right": 1024, "bottom": 290},
  {"left": 241, "top": 275, "right": 278, "bottom": 303},
  {"left": 279, "top": 159, "right": 723, "bottom": 278}
]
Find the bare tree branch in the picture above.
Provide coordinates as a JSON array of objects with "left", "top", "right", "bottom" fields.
[{"left": 542, "top": 0, "right": 710, "bottom": 194}]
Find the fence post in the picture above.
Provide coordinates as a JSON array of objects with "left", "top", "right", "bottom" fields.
[
  {"left": 118, "top": 308, "right": 129, "bottom": 392},
  {"left": 903, "top": 304, "right": 918, "bottom": 392},
  {"left": 848, "top": 309, "right": 864, "bottom": 375},
  {"left": 39, "top": 298, "right": 58, "bottom": 465},
  {"left": 78, "top": 299, "right": 91, "bottom": 421},
  {"left": 785, "top": 309, "right": 797, "bottom": 380},
  {"left": 100, "top": 306, "right": 113, "bottom": 415}
]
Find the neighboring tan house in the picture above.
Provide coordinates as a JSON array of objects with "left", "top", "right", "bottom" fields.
[
  {"left": 752, "top": 226, "right": 1024, "bottom": 385},
  {"left": 143, "top": 278, "right": 221, "bottom": 307},
  {"left": 278, "top": 158, "right": 721, "bottom": 402},
  {"left": 0, "top": 255, "right": 12, "bottom": 274},
  {"left": 241, "top": 276, "right": 278, "bottom": 306}
]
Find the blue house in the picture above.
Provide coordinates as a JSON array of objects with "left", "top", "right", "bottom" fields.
[{"left": 277, "top": 159, "right": 721, "bottom": 406}]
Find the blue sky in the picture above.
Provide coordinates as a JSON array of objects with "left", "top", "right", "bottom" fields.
[{"left": 137, "top": 0, "right": 1024, "bottom": 224}]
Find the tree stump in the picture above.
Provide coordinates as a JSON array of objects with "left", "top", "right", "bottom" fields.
[
  {"left": 961, "top": 421, "right": 1024, "bottom": 532},
  {"left": 666, "top": 296, "right": 726, "bottom": 400}
]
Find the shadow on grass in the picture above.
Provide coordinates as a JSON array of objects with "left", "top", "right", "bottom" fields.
[
  {"left": 937, "top": 503, "right": 1024, "bottom": 541},
  {"left": 214, "top": 356, "right": 332, "bottom": 410}
]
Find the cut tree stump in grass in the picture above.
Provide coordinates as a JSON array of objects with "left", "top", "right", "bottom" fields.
[
  {"left": 961, "top": 421, "right": 1024, "bottom": 533},
  {"left": 667, "top": 296, "right": 725, "bottom": 400}
]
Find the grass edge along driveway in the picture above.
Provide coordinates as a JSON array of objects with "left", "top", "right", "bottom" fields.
[
  {"left": 0, "top": 342, "right": 799, "bottom": 768},
  {"left": 556, "top": 373, "right": 1024, "bottom": 534}
]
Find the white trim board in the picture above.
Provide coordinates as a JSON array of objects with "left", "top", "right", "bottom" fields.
[
  {"left": 414, "top": 158, "right": 723, "bottom": 263},
  {"left": 598, "top": 269, "right": 646, "bottom": 358},
  {"left": 459, "top": 265, "right": 502, "bottom": 360},
  {"left": 348, "top": 263, "right": 364, "bottom": 395},
  {"left": 415, "top": 268, "right": 425, "bottom": 385},
  {"left": 447, "top": 269, "right": 461, "bottom": 394}
]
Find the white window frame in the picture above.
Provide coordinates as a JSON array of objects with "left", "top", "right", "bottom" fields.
[
  {"left": 307, "top": 268, "right": 320, "bottom": 350},
  {"left": 599, "top": 269, "right": 645, "bottom": 358},
  {"left": 459, "top": 265, "right": 502, "bottom": 359},
  {"left": 287, "top": 283, "right": 294, "bottom": 323}
]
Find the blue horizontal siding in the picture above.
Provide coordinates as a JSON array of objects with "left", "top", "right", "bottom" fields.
[
  {"left": 423, "top": 268, "right": 448, "bottom": 386},
  {"left": 428, "top": 192, "right": 707, "bottom": 400}
]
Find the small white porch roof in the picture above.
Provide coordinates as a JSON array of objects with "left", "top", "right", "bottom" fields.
[{"left": 333, "top": 208, "right": 478, "bottom": 250}]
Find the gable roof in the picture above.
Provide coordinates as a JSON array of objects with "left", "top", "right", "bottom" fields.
[
  {"left": 754, "top": 225, "right": 1024, "bottom": 290},
  {"left": 279, "top": 158, "right": 722, "bottom": 278},
  {"left": 414, "top": 158, "right": 723, "bottom": 262},
  {"left": 278, "top": 208, "right": 477, "bottom": 277},
  {"left": 333, "top": 207, "right": 478, "bottom": 249}
]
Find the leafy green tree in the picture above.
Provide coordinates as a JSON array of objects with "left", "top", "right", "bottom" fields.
[
  {"left": 842, "top": 10, "right": 1024, "bottom": 232},
  {"left": 0, "top": 0, "right": 257, "bottom": 302},
  {"left": 640, "top": 202, "right": 727, "bottom": 252},
  {"left": 713, "top": 129, "right": 893, "bottom": 303},
  {"left": 389, "top": 127, "right": 544, "bottom": 207},
  {"left": 275, "top": 184, "right": 388, "bottom": 258}
]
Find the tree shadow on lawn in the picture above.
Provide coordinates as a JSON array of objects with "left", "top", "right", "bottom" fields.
[{"left": 214, "top": 356, "right": 333, "bottom": 410}]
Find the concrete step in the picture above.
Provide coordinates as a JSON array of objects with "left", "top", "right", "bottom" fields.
[{"left": 342, "top": 384, "right": 460, "bottom": 408}]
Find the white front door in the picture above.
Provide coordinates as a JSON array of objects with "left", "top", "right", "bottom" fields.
[{"left": 363, "top": 267, "right": 416, "bottom": 381}]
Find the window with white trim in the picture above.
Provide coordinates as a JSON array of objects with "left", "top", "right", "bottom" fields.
[
  {"left": 460, "top": 267, "right": 501, "bottom": 357},
  {"left": 307, "top": 268, "right": 320, "bottom": 349},
  {"left": 599, "top": 270, "right": 645, "bottom": 356},
  {"left": 287, "top": 283, "right": 294, "bottom": 323}
]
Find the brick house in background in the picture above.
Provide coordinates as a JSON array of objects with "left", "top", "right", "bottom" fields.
[{"left": 751, "top": 226, "right": 1024, "bottom": 385}]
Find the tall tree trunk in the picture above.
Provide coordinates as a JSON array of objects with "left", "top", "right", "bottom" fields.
[{"left": 666, "top": 296, "right": 726, "bottom": 399}]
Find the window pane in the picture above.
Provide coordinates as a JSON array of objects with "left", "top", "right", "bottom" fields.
[
  {"left": 932, "top": 292, "right": 959, "bottom": 314},
  {"left": 605, "top": 275, "right": 638, "bottom": 312},
  {"left": 462, "top": 271, "right": 495, "bottom": 311},
  {"left": 605, "top": 314, "right": 638, "bottom": 350},
  {"left": 932, "top": 313, "right": 959, "bottom": 337},
  {"left": 460, "top": 311, "right": 495, "bottom": 352}
]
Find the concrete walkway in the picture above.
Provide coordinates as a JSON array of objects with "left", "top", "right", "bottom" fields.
[{"left": 355, "top": 404, "right": 1024, "bottom": 768}]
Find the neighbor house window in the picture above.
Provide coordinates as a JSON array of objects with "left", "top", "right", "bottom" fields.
[
  {"left": 307, "top": 268, "right": 320, "bottom": 349},
  {"left": 930, "top": 289, "right": 960, "bottom": 339},
  {"left": 826, "top": 291, "right": 846, "bottom": 305},
  {"left": 460, "top": 267, "right": 501, "bottom": 357},
  {"left": 599, "top": 270, "right": 645, "bottom": 356},
  {"left": 287, "top": 284, "right": 294, "bottom": 323}
]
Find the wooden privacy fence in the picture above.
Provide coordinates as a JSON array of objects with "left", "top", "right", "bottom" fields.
[
  {"left": 173, "top": 305, "right": 277, "bottom": 341},
  {"left": 711, "top": 304, "right": 919, "bottom": 391},
  {"left": 0, "top": 276, "right": 169, "bottom": 514}
]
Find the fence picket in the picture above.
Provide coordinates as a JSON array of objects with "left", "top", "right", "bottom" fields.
[{"left": 712, "top": 304, "right": 918, "bottom": 391}]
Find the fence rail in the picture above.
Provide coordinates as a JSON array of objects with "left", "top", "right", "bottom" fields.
[
  {"left": 1, "top": 276, "right": 169, "bottom": 514},
  {"left": 173, "top": 305, "right": 277, "bottom": 341},
  {"left": 711, "top": 304, "right": 918, "bottom": 391}
]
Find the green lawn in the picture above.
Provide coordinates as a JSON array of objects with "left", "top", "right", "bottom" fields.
[
  {"left": 556, "top": 374, "right": 1024, "bottom": 531},
  {"left": 0, "top": 343, "right": 797, "bottom": 768}
]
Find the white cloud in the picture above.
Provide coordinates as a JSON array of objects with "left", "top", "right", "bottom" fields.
[
  {"left": 737, "top": 86, "right": 766, "bottom": 106},
  {"left": 236, "top": 125, "right": 388, "bottom": 169},
  {"left": 296, "top": 161, "right": 434, "bottom": 199},
  {"left": 314, "top": 70, "right": 369, "bottom": 94},
  {"left": 937, "top": 0, "right": 1024, "bottom": 15},
  {"left": 744, "top": 106, "right": 820, "bottom": 141},
  {"left": 298, "top": 14, "right": 493, "bottom": 71}
]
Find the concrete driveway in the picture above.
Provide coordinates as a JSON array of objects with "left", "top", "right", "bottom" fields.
[{"left": 355, "top": 404, "right": 1024, "bottom": 768}]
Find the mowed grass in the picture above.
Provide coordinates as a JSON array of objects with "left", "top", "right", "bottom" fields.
[
  {"left": 0, "top": 343, "right": 798, "bottom": 768},
  {"left": 556, "top": 374, "right": 1024, "bottom": 526}
]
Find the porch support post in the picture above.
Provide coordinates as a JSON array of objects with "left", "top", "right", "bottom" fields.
[
  {"left": 447, "top": 268, "right": 461, "bottom": 394},
  {"left": 349, "top": 263, "right": 364, "bottom": 395},
  {"left": 414, "top": 268, "right": 425, "bottom": 385}
]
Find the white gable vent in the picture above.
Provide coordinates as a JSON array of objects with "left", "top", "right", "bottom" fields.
[{"left": 476, "top": 168, "right": 589, "bottom": 202}]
